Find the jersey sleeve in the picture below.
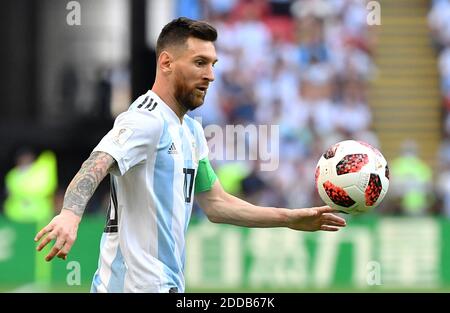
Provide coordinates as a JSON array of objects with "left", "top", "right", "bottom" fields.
[
  {"left": 193, "top": 119, "right": 209, "bottom": 161},
  {"left": 93, "top": 109, "right": 163, "bottom": 176}
]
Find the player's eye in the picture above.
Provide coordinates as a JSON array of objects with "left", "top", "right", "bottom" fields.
[{"left": 195, "top": 60, "right": 205, "bottom": 66}]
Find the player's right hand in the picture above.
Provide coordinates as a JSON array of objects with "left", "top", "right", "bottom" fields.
[
  {"left": 287, "top": 205, "right": 346, "bottom": 232},
  {"left": 34, "top": 209, "right": 81, "bottom": 261}
]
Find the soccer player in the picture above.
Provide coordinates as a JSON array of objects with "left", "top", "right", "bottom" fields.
[{"left": 34, "top": 17, "right": 346, "bottom": 293}]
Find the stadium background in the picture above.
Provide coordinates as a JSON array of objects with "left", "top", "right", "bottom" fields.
[{"left": 1, "top": 0, "right": 450, "bottom": 292}]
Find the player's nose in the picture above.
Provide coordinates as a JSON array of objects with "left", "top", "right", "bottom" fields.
[{"left": 204, "top": 65, "right": 215, "bottom": 82}]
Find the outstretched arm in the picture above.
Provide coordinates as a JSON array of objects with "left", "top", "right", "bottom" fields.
[
  {"left": 195, "top": 180, "right": 346, "bottom": 232},
  {"left": 34, "top": 151, "right": 115, "bottom": 261}
]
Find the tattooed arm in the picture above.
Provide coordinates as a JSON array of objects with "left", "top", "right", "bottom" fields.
[
  {"left": 63, "top": 151, "right": 115, "bottom": 216},
  {"left": 35, "top": 151, "right": 116, "bottom": 261}
]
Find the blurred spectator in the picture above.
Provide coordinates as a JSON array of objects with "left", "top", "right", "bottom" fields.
[
  {"left": 435, "top": 138, "right": 450, "bottom": 216},
  {"left": 94, "top": 67, "right": 113, "bottom": 120},
  {"left": 206, "top": 0, "right": 237, "bottom": 19},
  {"left": 216, "top": 161, "right": 250, "bottom": 196},
  {"left": 390, "top": 140, "right": 434, "bottom": 216},
  {"left": 241, "top": 162, "right": 268, "bottom": 204},
  {"left": 3, "top": 149, "right": 58, "bottom": 223},
  {"left": 110, "top": 63, "right": 132, "bottom": 118},
  {"left": 58, "top": 64, "right": 79, "bottom": 117},
  {"left": 291, "top": 0, "right": 333, "bottom": 19},
  {"left": 439, "top": 47, "right": 450, "bottom": 108},
  {"left": 436, "top": 161, "right": 450, "bottom": 216},
  {"left": 296, "top": 16, "right": 329, "bottom": 67},
  {"left": 335, "top": 80, "right": 372, "bottom": 136},
  {"left": 232, "top": 1, "right": 272, "bottom": 71},
  {"left": 268, "top": 0, "right": 292, "bottom": 17},
  {"left": 428, "top": 0, "right": 450, "bottom": 51}
]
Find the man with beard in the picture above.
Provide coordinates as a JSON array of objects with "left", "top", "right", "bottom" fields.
[{"left": 34, "top": 17, "right": 346, "bottom": 293}]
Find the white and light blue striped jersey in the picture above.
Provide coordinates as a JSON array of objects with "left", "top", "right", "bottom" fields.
[{"left": 90, "top": 90, "right": 209, "bottom": 293}]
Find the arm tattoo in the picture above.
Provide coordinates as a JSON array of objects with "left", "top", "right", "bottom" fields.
[{"left": 63, "top": 151, "right": 115, "bottom": 216}]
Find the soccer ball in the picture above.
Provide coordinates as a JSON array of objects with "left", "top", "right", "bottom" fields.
[{"left": 315, "top": 140, "right": 389, "bottom": 215}]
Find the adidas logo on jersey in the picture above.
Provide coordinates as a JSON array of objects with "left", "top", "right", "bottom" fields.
[{"left": 168, "top": 142, "right": 178, "bottom": 154}]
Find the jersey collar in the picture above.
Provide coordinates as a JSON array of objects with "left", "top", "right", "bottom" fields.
[{"left": 148, "top": 90, "right": 184, "bottom": 125}]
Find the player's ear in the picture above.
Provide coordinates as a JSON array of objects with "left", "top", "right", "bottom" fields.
[{"left": 158, "top": 51, "right": 173, "bottom": 74}]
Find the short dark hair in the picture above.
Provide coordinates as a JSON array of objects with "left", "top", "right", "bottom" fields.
[{"left": 156, "top": 17, "right": 217, "bottom": 57}]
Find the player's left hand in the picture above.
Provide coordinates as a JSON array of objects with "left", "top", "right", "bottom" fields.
[
  {"left": 287, "top": 205, "right": 346, "bottom": 232},
  {"left": 34, "top": 209, "right": 81, "bottom": 261}
]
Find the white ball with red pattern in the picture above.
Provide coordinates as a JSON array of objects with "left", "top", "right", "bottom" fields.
[{"left": 315, "top": 140, "right": 389, "bottom": 215}]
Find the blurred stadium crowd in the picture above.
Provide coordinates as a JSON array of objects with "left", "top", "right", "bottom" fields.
[
  {"left": 3, "top": 0, "right": 450, "bottom": 222},
  {"left": 190, "top": 0, "right": 380, "bottom": 216}
]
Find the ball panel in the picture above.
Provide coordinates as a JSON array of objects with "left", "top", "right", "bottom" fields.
[
  {"left": 365, "top": 173, "right": 382, "bottom": 206},
  {"left": 323, "top": 143, "right": 339, "bottom": 159},
  {"left": 323, "top": 180, "right": 356, "bottom": 207},
  {"left": 336, "top": 154, "right": 369, "bottom": 175}
]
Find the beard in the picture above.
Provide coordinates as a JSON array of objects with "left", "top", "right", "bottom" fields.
[{"left": 173, "top": 74, "right": 206, "bottom": 112}]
